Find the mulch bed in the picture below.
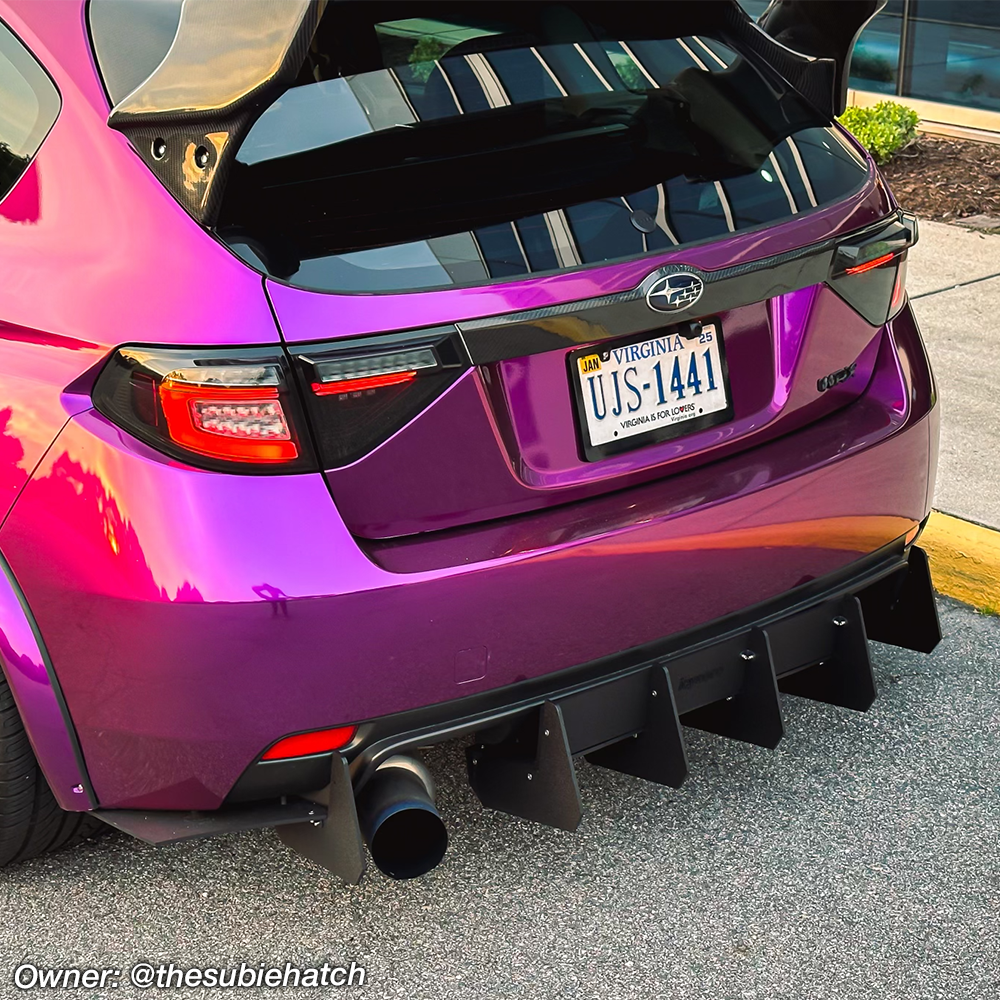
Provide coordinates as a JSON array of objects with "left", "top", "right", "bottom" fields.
[{"left": 881, "top": 134, "right": 1000, "bottom": 223}]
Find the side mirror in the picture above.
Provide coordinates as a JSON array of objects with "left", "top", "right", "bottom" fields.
[{"left": 758, "top": 0, "right": 886, "bottom": 117}]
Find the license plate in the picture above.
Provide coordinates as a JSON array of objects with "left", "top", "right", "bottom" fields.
[{"left": 569, "top": 321, "right": 732, "bottom": 460}]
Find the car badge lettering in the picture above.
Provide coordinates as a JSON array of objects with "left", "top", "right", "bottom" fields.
[{"left": 817, "top": 361, "right": 857, "bottom": 392}]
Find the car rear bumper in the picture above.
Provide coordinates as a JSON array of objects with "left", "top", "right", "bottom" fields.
[
  {"left": 229, "top": 537, "right": 937, "bottom": 803},
  {"left": 0, "top": 305, "right": 936, "bottom": 811},
  {"left": 90, "top": 536, "right": 940, "bottom": 874}
]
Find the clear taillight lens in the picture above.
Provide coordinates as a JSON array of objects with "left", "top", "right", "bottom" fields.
[
  {"left": 92, "top": 347, "right": 313, "bottom": 471},
  {"left": 307, "top": 347, "right": 439, "bottom": 396}
]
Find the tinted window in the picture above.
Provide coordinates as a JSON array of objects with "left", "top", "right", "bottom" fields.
[
  {"left": 216, "top": 3, "right": 869, "bottom": 294},
  {"left": 0, "top": 19, "right": 60, "bottom": 203}
]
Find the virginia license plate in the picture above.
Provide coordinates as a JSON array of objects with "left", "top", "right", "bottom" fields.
[{"left": 570, "top": 321, "right": 732, "bottom": 460}]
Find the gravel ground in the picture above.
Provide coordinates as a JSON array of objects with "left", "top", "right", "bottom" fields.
[{"left": 0, "top": 596, "right": 997, "bottom": 1000}]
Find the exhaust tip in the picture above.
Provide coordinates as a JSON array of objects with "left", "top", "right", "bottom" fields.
[
  {"left": 357, "top": 756, "right": 448, "bottom": 880},
  {"left": 368, "top": 803, "right": 448, "bottom": 880}
]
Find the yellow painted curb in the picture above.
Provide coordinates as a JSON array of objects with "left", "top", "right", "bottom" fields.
[{"left": 921, "top": 511, "right": 1000, "bottom": 615}]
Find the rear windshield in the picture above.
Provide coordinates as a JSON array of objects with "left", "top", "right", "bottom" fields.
[{"left": 215, "top": 3, "right": 869, "bottom": 294}]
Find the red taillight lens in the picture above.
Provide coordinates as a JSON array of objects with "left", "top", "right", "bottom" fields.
[
  {"left": 159, "top": 380, "right": 298, "bottom": 462},
  {"left": 261, "top": 725, "right": 358, "bottom": 760},
  {"left": 311, "top": 370, "right": 417, "bottom": 396},
  {"left": 92, "top": 347, "right": 314, "bottom": 472},
  {"left": 844, "top": 251, "right": 896, "bottom": 275},
  {"left": 830, "top": 213, "right": 917, "bottom": 326}
]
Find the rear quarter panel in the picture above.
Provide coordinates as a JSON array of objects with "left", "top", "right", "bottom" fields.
[{"left": 0, "top": 0, "right": 281, "bottom": 521}]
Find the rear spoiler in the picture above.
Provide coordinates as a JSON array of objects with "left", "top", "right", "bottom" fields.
[
  {"left": 106, "top": 0, "right": 882, "bottom": 227},
  {"left": 107, "top": 0, "right": 324, "bottom": 225},
  {"left": 757, "top": 0, "right": 886, "bottom": 118}
]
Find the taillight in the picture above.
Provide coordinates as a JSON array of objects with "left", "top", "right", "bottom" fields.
[
  {"left": 829, "top": 212, "right": 917, "bottom": 326},
  {"left": 290, "top": 330, "right": 468, "bottom": 467},
  {"left": 92, "top": 347, "right": 314, "bottom": 472}
]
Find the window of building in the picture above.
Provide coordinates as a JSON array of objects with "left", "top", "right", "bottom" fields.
[
  {"left": 850, "top": 1, "right": 904, "bottom": 95},
  {"left": 743, "top": 1, "right": 1000, "bottom": 115},
  {"left": 903, "top": 1, "right": 1000, "bottom": 112}
]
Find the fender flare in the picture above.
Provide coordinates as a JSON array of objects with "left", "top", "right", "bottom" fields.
[{"left": 0, "top": 552, "right": 95, "bottom": 810}]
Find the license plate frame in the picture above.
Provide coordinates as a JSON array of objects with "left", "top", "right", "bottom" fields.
[{"left": 568, "top": 319, "right": 734, "bottom": 462}]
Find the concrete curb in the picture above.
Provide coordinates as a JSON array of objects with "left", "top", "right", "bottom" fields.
[{"left": 921, "top": 511, "right": 1000, "bottom": 615}]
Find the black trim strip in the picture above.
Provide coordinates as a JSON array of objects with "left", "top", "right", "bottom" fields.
[
  {"left": 93, "top": 797, "right": 324, "bottom": 844},
  {"left": 0, "top": 552, "right": 97, "bottom": 805},
  {"left": 456, "top": 210, "right": 914, "bottom": 365}
]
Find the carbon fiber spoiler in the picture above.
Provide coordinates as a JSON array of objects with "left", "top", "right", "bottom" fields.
[
  {"left": 757, "top": 0, "right": 886, "bottom": 118},
  {"left": 106, "top": 0, "right": 883, "bottom": 227},
  {"left": 107, "top": 0, "right": 325, "bottom": 226}
]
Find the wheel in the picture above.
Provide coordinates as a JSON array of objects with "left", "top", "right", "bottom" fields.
[{"left": 0, "top": 671, "right": 105, "bottom": 866}]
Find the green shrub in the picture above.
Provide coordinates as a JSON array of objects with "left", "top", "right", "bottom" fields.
[
  {"left": 409, "top": 37, "right": 449, "bottom": 82},
  {"left": 837, "top": 101, "right": 920, "bottom": 164},
  {"left": 849, "top": 50, "right": 895, "bottom": 84}
]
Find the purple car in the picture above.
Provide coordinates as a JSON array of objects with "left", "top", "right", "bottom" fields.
[{"left": 0, "top": 0, "right": 939, "bottom": 881}]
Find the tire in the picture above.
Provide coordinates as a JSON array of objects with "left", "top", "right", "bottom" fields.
[{"left": 0, "top": 671, "right": 104, "bottom": 866}]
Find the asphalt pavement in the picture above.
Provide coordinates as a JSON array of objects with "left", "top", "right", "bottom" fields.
[
  {"left": 0, "top": 596, "right": 996, "bottom": 1000},
  {"left": 907, "top": 221, "right": 1000, "bottom": 529}
]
